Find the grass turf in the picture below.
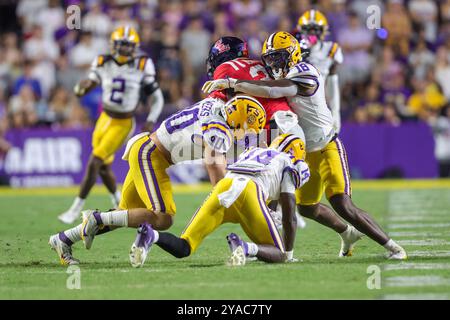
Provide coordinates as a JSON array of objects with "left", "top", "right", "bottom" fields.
[{"left": 0, "top": 180, "right": 449, "bottom": 299}]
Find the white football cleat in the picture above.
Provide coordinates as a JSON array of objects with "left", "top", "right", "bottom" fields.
[
  {"left": 226, "top": 233, "right": 247, "bottom": 266},
  {"left": 129, "top": 222, "right": 156, "bottom": 268},
  {"left": 49, "top": 233, "right": 79, "bottom": 266},
  {"left": 80, "top": 210, "right": 101, "bottom": 250},
  {"left": 58, "top": 209, "right": 81, "bottom": 224},
  {"left": 339, "top": 226, "right": 364, "bottom": 257},
  {"left": 388, "top": 248, "right": 408, "bottom": 260}
]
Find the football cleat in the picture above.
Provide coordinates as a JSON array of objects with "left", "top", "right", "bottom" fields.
[
  {"left": 129, "top": 222, "right": 156, "bottom": 268},
  {"left": 49, "top": 233, "right": 80, "bottom": 266},
  {"left": 58, "top": 208, "right": 81, "bottom": 225},
  {"left": 296, "top": 211, "right": 307, "bottom": 229},
  {"left": 339, "top": 226, "right": 364, "bottom": 257},
  {"left": 387, "top": 248, "right": 408, "bottom": 260},
  {"left": 226, "top": 233, "right": 247, "bottom": 266},
  {"left": 80, "top": 210, "right": 102, "bottom": 250}
]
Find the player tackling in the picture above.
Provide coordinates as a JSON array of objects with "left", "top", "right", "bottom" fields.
[
  {"left": 128, "top": 134, "right": 310, "bottom": 267},
  {"left": 49, "top": 95, "right": 266, "bottom": 265},
  {"left": 203, "top": 31, "right": 407, "bottom": 260}
]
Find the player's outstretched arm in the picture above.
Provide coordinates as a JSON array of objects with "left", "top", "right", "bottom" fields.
[
  {"left": 73, "top": 79, "right": 98, "bottom": 97},
  {"left": 279, "top": 192, "right": 297, "bottom": 256},
  {"left": 204, "top": 144, "right": 227, "bottom": 186},
  {"left": 143, "top": 87, "right": 164, "bottom": 132}
]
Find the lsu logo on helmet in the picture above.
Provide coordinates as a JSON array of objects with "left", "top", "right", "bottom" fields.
[{"left": 223, "top": 95, "right": 266, "bottom": 138}]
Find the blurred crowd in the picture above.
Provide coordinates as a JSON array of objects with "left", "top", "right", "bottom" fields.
[{"left": 0, "top": 0, "right": 450, "bottom": 174}]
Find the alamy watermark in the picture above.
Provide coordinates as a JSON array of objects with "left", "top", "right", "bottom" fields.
[
  {"left": 366, "top": 265, "right": 381, "bottom": 290},
  {"left": 66, "top": 5, "right": 81, "bottom": 30},
  {"left": 66, "top": 265, "right": 81, "bottom": 290},
  {"left": 366, "top": 5, "right": 382, "bottom": 30}
]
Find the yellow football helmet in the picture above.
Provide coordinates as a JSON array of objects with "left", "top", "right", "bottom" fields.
[
  {"left": 296, "top": 9, "right": 329, "bottom": 42},
  {"left": 223, "top": 95, "right": 266, "bottom": 139},
  {"left": 110, "top": 26, "right": 140, "bottom": 64},
  {"left": 261, "top": 31, "right": 302, "bottom": 79},
  {"left": 269, "top": 133, "right": 306, "bottom": 163}
]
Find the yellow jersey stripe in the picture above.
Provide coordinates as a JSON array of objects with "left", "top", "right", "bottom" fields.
[{"left": 328, "top": 43, "right": 338, "bottom": 58}]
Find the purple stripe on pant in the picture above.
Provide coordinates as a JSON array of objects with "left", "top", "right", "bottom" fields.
[
  {"left": 335, "top": 138, "right": 350, "bottom": 195},
  {"left": 138, "top": 139, "right": 157, "bottom": 210},
  {"left": 147, "top": 146, "right": 166, "bottom": 213},
  {"left": 255, "top": 183, "right": 284, "bottom": 251}
]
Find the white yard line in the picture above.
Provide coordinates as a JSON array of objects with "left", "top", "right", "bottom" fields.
[
  {"left": 396, "top": 239, "right": 450, "bottom": 246},
  {"left": 385, "top": 276, "right": 450, "bottom": 287},
  {"left": 384, "top": 263, "right": 450, "bottom": 271},
  {"left": 382, "top": 293, "right": 449, "bottom": 300},
  {"left": 381, "top": 190, "right": 450, "bottom": 299}
]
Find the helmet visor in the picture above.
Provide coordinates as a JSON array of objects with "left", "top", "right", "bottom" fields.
[
  {"left": 114, "top": 40, "right": 136, "bottom": 57},
  {"left": 261, "top": 50, "right": 290, "bottom": 76}
]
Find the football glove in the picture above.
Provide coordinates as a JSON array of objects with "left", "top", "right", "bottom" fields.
[{"left": 202, "top": 78, "right": 237, "bottom": 94}]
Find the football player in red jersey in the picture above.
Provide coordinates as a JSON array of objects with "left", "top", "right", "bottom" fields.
[{"left": 206, "top": 36, "right": 303, "bottom": 144}]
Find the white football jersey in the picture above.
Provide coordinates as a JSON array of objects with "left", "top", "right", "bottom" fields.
[
  {"left": 285, "top": 61, "right": 335, "bottom": 152},
  {"left": 88, "top": 54, "right": 157, "bottom": 113},
  {"left": 156, "top": 98, "right": 232, "bottom": 164},
  {"left": 226, "top": 147, "right": 310, "bottom": 201},
  {"left": 306, "top": 41, "right": 343, "bottom": 80}
]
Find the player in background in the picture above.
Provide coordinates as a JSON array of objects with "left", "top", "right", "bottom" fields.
[
  {"left": 203, "top": 32, "right": 407, "bottom": 260},
  {"left": 58, "top": 26, "right": 165, "bottom": 224},
  {"left": 49, "top": 96, "right": 266, "bottom": 266},
  {"left": 293, "top": 10, "right": 343, "bottom": 133},
  {"left": 128, "top": 134, "right": 310, "bottom": 267}
]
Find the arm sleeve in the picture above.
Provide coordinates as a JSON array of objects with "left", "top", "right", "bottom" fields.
[
  {"left": 326, "top": 74, "right": 341, "bottom": 120},
  {"left": 88, "top": 57, "right": 101, "bottom": 83},
  {"left": 280, "top": 170, "right": 297, "bottom": 194},
  {"left": 234, "top": 80, "right": 298, "bottom": 98},
  {"left": 146, "top": 88, "right": 164, "bottom": 123},
  {"left": 142, "top": 58, "right": 160, "bottom": 96}
]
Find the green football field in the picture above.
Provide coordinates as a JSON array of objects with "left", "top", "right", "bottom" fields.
[{"left": 1, "top": 180, "right": 449, "bottom": 300}]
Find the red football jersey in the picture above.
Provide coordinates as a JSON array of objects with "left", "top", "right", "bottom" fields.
[{"left": 208, "top": 58, "right": 291, "bottom": 123}]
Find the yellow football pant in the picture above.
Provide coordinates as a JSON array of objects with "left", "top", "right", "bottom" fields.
[
  {"left": 181, "top": 177, "right": 284, "bottom": 253},
  {"left": 92, "top": 112, "right": 135, "bottom": 164},
  {"left": 119, "top": 135, "right": 176, "bottom": 215},
  {"left": 296, "top": 137, "right": 352, "bottom": 205}
]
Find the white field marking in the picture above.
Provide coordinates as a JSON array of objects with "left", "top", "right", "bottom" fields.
[
  {"left": 385, "top": 276, "right": 450, "bottom": 287},
  {"left": 387, "top": 216, "right": 447, "bottom": 222},
  {"left": 389, "top": 231, "right": 449, "bottom": 237},
  {"left": 384, "top": 263, "right": 450, "bottom": 271},
  {"left": 387, "top": 222, "right": 450, "bottom": 230},
  {"left": 408, "top": 250, "right": 450, "bottom": 258},
  {"left": 397, "top": 239, "right": 450, "bottom": 246},
  {"left": 382, "top": 293, "right": 449, "bottom": 300}
]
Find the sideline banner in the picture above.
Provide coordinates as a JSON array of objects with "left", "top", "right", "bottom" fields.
[{"left": 0, "top": 122, "right": 438, "bottom": 187}]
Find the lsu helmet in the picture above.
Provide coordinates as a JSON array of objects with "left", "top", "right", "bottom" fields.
[
  {"left": 295, "top": 10, "right": 329, "bottom": 47},
  {"left": 223, "top": 95, "right": 266, "bottom": 139},
  {"left": 261, "top": 31, "right": 302, "bottom": 79},
  {"left": 206, "top": 36, "right": 248, "bottom": 78},
  {"left": 110, "top": 26, "right": 140, "bottom": 64},
  {"left": 269, "top": 133, "right": 306, "bottom": 163}
]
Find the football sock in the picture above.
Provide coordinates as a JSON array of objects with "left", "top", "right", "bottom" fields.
[
  {"left": 383, "top": 239, "right": 402, "bottom": 252},
  {"left": 156, "top": 233, "right": 191, "bottom": 258},
  {"left": 70, "top": 197, "right": 85, "bottom": 212},
  {"left": 246, "top": 242, "right": 258, "bottom": 257},
  {"left": 339, "top": 225, "right": 351, "bottom": 238},
  {"left": 99, "top": 210, "right": 128, "bottom": 227},
  {"left": 63, "top": 224, "right": 83, "bottom": 244},
  {"left": 110, "top": 190, "right": 121, "bottom": 208}
]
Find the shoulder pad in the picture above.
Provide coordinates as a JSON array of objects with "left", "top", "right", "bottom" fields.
[
  {"left": 287, "top": 62, "right": 320, "bottom": 79},
  {"left": 96, "top": 54, "right": 112, "bottom": 67},
  {"left": 202, "top": 117, "right": 232, "bottom": 154}
]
